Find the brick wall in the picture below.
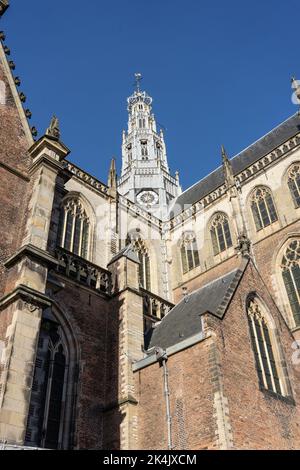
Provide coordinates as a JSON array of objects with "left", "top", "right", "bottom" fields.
[
  {"left": 0, "top": 56, "right": 33, "bottom": 303},
  {"left": 134, "top": 261, "right": 300, "bottom": 450},
  {"left": 134, "top": 337, "right": 219, "bottom": 450}
]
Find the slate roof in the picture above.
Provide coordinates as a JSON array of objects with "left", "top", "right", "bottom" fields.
[
  {"left": 148, "top": 267, "right": 244, "bottom": 350},
  {"left": 108, "top": 244, "right": 139, "bottom": 265},
  {"left": 174, "top": 113, "right": 300, "bottom": 211}
]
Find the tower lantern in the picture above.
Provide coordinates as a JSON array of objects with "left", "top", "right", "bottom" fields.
[{"left": 118, "top": 74, "right": 181, "bottom": 219}]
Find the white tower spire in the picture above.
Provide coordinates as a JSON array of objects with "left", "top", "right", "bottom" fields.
[{"left": 118, "top": 74, "right": 181, "bottom": 219}]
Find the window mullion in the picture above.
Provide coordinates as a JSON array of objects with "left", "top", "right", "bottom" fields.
[
  {"left": 250, "top": 315, "right": 268, "bottom": 389},
  {"left": 191, "top": 242, "right": 195, "bottom": 268},
  {"left": 78, "top": 217, "right": 84, "bottom": 257},
  {"left": 144, "top": 254, "right": 147, "bottom": 289},
  {"left": 256, "top": 201, "right": 264, "bottom": 228},
  {"left": 259, "top": 319, "right": 276, "bottom": 393},
  {"left": 222, "top": 225, "right": 226, "bottom": 250},
  {"left": 41, "top": 355, "right": 55, "bottom": 448},
  {"left": 216, "top": 227, "right": 221, "bottom": 253},
  {"left": 264, "top": 197, "right": 272, "bottom": 225},
  {"left": 61, "top": 209, "right": 68, "bottom": 248},
  {"left": 70, "top": 207, "right": 76, "bottom": 253}
]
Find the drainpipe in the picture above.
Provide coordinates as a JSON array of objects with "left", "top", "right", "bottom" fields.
[{"left": 155, "top": 347, "right": 172, "bottom": 450}]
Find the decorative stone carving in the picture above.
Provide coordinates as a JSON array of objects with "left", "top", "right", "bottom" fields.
[
  {"left": 46, "top": 115, "right": 60, "bottom": 140},
  {"left": 24, "top": 299, "right": 40, "bottom": 313},
  {"left": 237, "top": 234, "right": 251, "bottom": 258}
]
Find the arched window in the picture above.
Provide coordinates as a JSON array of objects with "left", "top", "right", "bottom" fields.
[
  {"left": 141, "top": 140, "right": 148, "bottom": 157},
  {"left": 25, "top": 310, "right": 73, "bottom": 449},
  {"left": 128, "top": 234, "right": 151, "bottom": 290},
  {"left": 250, "top": 186, "right": 278, "bottom": 231},
  {"left": 180, "top": 232, "right": 200, "bottom": 274},
  {"left": 210, "top": 213, "right": 233, "bottom": 256},
  {"left": 59, "top": 198, "right": 90, "bottom": 259},
  {"left": 247, "top": 296, "right": 283, "bottom": 396},
  {"left": 287, "top": 164, "right": 300, "bottom": 208},
  {"left": 281, "top": 239, "right": 300, "bottom": 326}
]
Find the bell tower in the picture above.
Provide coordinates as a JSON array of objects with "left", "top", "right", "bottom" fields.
[{"left": 117, "top": 74, "right": 181, "bottom": 219}]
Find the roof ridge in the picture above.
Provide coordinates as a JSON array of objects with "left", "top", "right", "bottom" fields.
[
  {"left": 176, "top": 112, "right": 299, "bottom": 205},
  {"left": 231, "top": 112, "right": 299, "bottom": 162}
]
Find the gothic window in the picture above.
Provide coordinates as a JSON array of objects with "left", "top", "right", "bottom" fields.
[
  {"left": 247, "top": 296, "right": 283, "bottom": 396},
  {"left": 250, "top": 186, "right": 278, "bottom": 231},
  {"left": 180, "top": 232, "right": 200, "bottom": 274},
  {"left": 139, "top": 118, "right": 146, "bottom": 129},
  {"left": 129, "top": 236, "right": 151, "bottom": 290},
  {"left": 141, "top": 140, "right": 148, "bottom": 157},
  {"left": 281, "top": 239, "right": 300, "bottom": 326},
  {"left": 210, "top": 213, "right": 233, "bottom": 256},
  {"left": 25, "top": 314, "right": 70, "bottom": 449},
  {"left": 59, "top": 198, "right": 90, "bottom": 259},
  {"left": 287, "top": 164, "right": 300, "bottom": 208},
  {"left": 0, "top": 80, "right": 5, "bottom": 105}
]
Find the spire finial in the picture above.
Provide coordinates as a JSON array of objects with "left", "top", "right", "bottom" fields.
[
  {"left": 46, "top": 115, "right": 60, "bottom": 140},
  {"left": 221, "top": 145, "right": 228, "bottom": 162},
  {"left": 108, "top": 157, "right": 117, "bottom": 195},
  {"left": 134, "top": 73, "right": 142, "bottom": 92},
  {"left": 221, "top": 145, "right": 235, "bottom": 190}
]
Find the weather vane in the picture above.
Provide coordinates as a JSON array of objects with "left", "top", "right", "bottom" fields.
[{"left": 134, "top": 73, "right": 142, "bottom": 92}]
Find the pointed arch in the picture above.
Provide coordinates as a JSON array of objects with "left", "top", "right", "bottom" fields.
[
  {"left": 127, "top": 231, "right": 151, "bottom": 290},
  {"left": 209, "top": 212, "right": 233, "bottom": 256},
  {"left": 25, "top": 303, "right": 79, "bottom": 449},
  {"left": 279, "top": 238, "right": 300, "bottom": 327},
  {"left": 179, "top": 231, "right": 200, "bottom": 274},
  {"left": 58, "top": 192, "right": 96, "bottom": 262},
  {"left": 246, "top": 294, "right": 288, "bottom": 397},
  {"left": 249, "top": 185, "right": 278, "bottom": 231},
  {"left": 286, "top": 162, "right": 300, "bottom": 208}
]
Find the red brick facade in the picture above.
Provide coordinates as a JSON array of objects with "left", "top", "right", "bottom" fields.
[{"left": 136, "top": 262, "right": 300, "bottom": 450}]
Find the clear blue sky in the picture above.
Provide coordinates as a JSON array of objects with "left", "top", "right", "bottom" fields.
[{"left": 2, "top": 0, "right": 300, "bottom": 189}]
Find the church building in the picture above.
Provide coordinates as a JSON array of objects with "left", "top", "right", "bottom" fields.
[{"left": 1, "top": 1, "right": 300, "bottom": 450}]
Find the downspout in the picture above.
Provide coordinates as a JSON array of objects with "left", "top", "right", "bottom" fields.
[{"left": 155, "top": 347, "right": 172, "bottom": 450}]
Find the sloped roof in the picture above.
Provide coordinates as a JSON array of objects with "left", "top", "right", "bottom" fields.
[
  {"left": 174, "top": 113, "right": 300, "bottom": 211},
  {"left": 148, "top": 267, "right": 245, "bottom": 350},
  {"left": 108, "top": 244, "right": 139, "bottom": 265}
]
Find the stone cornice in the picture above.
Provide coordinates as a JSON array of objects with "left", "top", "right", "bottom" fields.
[
  {"left": 118, "top": 195, "right": 163, "bottom": 229},
  {"left": 63, "top": 161, "right": 109, "bottom": 198},
  {"left": 4, "top": 244, "right": 59, "bottom": 268},
  {"left": 29, "top": 153, "right": 71, "bottom": 177},
  {"left": 29, "top": 135, "right": 70, "bottom": 161},
  {"left": 0, "top": 284, "right": 52, "bottom": 311},
  {"left": 168, "top": 132, "right": 300, "bottom": 230}
]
